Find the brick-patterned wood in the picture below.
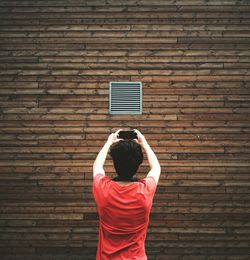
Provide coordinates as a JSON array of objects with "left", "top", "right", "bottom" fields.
[{"left": 0, "top": 0, "right": 250, "bottom": 259}]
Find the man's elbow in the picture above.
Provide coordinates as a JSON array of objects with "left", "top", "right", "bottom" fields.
[{"left": 152, "top": 164, "right": 161, "bottom": 173}]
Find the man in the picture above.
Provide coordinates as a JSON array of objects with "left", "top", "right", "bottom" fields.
[{"left": 92, "top": 129, "right": 161, "bottom": 260}]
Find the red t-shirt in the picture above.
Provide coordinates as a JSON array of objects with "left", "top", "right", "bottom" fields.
[{"left": 92, "top": 173, "right": 157, "bottom": 260}]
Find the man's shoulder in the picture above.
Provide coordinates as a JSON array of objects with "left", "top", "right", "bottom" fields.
[
  {"left": 93, "top": 174, "right": 109, "bottom": 186},
  {"left": 140, "top": 176, "right": 157, "bottom": 185}
]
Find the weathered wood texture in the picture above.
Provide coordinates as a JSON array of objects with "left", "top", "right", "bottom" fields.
[{"left": 0, "top": 0, "right": 250, "bottom": 259}]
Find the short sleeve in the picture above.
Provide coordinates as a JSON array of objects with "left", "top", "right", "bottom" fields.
[
  {"left": 137, "top": 176, "right": 157, "bottom": 209},
  {"left": 93, "top": 173, "right": 105, "bottom": 189},
  {"left": 92, "top": 174, "right": 110, "bottom": 206},
  {"left": 145, "top": 176, "right": 157, "bottom": 197}
]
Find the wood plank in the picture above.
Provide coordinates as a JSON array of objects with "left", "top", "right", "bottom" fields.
[{"left": 0, "top": 1, "right": 250, "bottom": 259}]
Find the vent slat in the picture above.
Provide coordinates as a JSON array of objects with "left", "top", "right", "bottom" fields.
[{"left": 109, "top": 82, "right": 142, "bottom": 115}]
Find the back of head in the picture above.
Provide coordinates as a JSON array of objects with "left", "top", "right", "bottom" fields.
[{"left": 110, "top": 140, "right": 143, "bottom": 181}]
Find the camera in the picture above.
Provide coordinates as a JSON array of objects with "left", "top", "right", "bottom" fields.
[{"left": 118, "top": 130, "right": 138, "bottom": 140}]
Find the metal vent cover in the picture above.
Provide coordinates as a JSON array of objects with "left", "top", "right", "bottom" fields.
[{"left": 109, "top": 82, "right": 142, "bottom": 114}]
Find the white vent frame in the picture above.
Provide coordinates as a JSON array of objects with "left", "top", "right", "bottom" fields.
[{"left": 109, "top": 82, "right": 142, "bottom": 115}]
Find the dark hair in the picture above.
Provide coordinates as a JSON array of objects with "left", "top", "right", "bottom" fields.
[{"left": 110, "top": 140, "right": 143, "bottom": 182}]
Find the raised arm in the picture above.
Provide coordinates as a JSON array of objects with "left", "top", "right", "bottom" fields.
[
  {"left": 93, "top": 129, "right": 122, "bottom": 178},
  {"left": 134, "top": 129, "right": 161, "bottom": 184}
]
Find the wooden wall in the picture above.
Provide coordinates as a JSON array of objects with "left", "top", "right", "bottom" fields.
[{"left": 0, "top": 0, "right": 250, "bottom": 259}]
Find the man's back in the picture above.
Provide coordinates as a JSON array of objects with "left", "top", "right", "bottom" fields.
[{"left": 93, "top": 174, "right": 157, "bottom": 260}]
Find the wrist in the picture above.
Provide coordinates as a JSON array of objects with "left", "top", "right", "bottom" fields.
[
  {"left": 141, "top": 140, "right": 149, "bottom": 149},
  {"left": 105, "top": 140, "right": 113, "bottom": 147}
]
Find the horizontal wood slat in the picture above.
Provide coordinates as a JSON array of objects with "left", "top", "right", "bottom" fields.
[{"left": 0, "top": 0, "right": 250, "bottom": 259}]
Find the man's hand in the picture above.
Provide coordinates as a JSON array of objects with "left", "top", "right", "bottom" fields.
[
  {"left": 107, "top": 129, "right": 123, "bottom": 145},
  {"left": 133, "top": 129, "right": 148, "bottom": 147}
]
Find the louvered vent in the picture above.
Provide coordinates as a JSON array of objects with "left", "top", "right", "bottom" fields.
[{"left": 109, "top": 82, "right": 142, "bottom": 114}]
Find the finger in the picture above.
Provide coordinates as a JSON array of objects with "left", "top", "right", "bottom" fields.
[
  {"left": 133, "top": 129, "right": 141, "bottom": 137},
  {"left": 113, "top": 138, "right": 122, "bottom": 143},
  {"left": 114, "top": 128, "right": 123, "bottom": 136},
  {"left": 133, "top": 129, "right": 138, "bottom": 134},
  {"left": 133, "top": 128, "right": 140, "bottom": 134}
]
